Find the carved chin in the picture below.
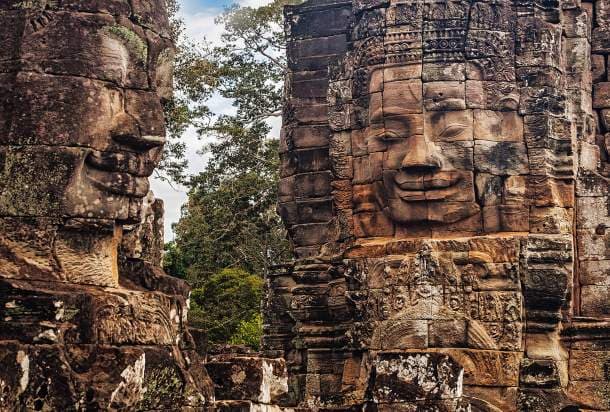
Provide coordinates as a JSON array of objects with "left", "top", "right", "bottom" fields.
[
  {"left": 384, "top": 199, "right": 480, "bottom": 224},
  {"left": 63, "top": 164, "right": 145, "bottom": 223}
]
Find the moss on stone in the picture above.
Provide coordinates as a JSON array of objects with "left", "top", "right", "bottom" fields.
[
  {"left": 138, "top": 366, "right": 184, "bottom": 410},
  {"left": 61, "top": 308, "right": 79, "bottom": 321},
  {"left": 103, "top": 25, "right": 148, "bottom": 64}
]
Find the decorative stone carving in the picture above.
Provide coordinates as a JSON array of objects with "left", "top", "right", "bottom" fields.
[{"left": 269, "top": 0, "right": 610, "bottom": 409}]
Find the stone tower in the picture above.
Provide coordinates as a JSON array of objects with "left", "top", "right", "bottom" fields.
[
  {"left": 0, "top": 1, "right": 214, "bottom": 409},
  {"left": 267, "top": 0, "right": 610, "bottom": 409}
]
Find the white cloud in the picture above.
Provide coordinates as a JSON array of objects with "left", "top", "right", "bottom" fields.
[
  {"left": 238, "top": 0, "right": 273, "bottom": 7},
  {"left": 181, "top": 9, "right": 225, "bottom": 44}
]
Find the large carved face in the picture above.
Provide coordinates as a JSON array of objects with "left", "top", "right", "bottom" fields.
[
  {"left": 354, "top": 62, "right": 526, "bottom": 229},
  {"left": 331, "top": 2, "right": 533, "bottom": 239},
  {"left": 358, "top": 64, "right": 483, "bottom": 226},
  {"left": 0, "top": 5, "right": 172, "bottom": 222}
]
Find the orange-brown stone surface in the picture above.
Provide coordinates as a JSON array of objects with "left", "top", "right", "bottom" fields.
[{"left": 268, "top": 0, "right": 610, "bottom": 410}]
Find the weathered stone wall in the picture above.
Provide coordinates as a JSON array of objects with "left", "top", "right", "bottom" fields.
[{"left": 268, "top": 0, "right": 610, "bottom": 409}]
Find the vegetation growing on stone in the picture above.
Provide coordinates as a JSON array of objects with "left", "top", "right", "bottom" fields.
[{"left": 104, "top": 25, "right": 148, "bottom": 64}]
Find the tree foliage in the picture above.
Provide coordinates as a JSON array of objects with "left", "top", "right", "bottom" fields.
[
  {"left": 189, "top": 269, "right": 264, "bottom": 344},
  {"left": 163, "top": 0, "right": 297, "bottom": 281},
  {"left": 162, "top": 1, "right": 301, "bottom": 345},
  {"left": 230, "top": 313, "right": 264, "bottom": 350}
]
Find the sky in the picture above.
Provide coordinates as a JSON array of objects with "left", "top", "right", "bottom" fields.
[{"left": 151, "top": 0, "right": 275, "bottom": 241}]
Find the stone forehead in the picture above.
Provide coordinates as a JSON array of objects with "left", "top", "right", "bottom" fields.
[{"left": 0, "top": 11, "right": 172, "bottom": 84}]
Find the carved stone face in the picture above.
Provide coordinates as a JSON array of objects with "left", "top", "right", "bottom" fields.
[
  {"left": 358, "top": 65, "right": 482, "bottom": 226},
  {"left": 0, "top": 8, "right": 172, "bottom": 222},
  {"left": 341, "top": 18, "right": 530, "bottom": 238}
]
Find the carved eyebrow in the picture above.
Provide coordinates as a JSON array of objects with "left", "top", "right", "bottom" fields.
[
  {"left": 371, "top": 130, "right": 400, "bottom": 140},
  {"left": 438, "top": 123, "right": 467, "bottom": 138}
]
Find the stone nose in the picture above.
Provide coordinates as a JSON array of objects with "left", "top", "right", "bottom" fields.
[
  {"left": 110, "top": 112, "right": 165, "bottom": 151},
  {"left": 400, "top": 135, "right": 443, "bottom": 172}
]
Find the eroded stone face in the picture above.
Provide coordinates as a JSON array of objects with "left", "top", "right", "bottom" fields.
[
  {"left": 328, "top": 5, "right": 533, "bottom": 239},
  {"left": 356, "top": 67, "right": 482, "bottom": 229},
  {"left": 0, "top": 4, "right": 172, "bottom": 222},
  {"left": 0, "top": 2, "right": 216, "bottom": 409}
]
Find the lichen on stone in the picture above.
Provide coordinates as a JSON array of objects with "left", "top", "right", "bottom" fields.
[
  {"left": 138, "top": 365, "right": 184, "bottom": 410},
  {"left": 102, "top": 25, "right": 148, "bottom": 65},
  {"left": 13, "top": 0, "right": 48, "bottom": 9}
]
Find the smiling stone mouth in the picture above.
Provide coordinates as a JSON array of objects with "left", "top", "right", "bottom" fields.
[
  {"left": 85, "top": 150, "right": 156, "bottom": 176},
  {"left": 84, "top": 150, "right": 152, "bottom": 197},
  {"left": 393, "top": 172, "right": 462, "bottom": 201}
]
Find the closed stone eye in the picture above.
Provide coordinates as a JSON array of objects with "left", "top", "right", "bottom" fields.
[
  {"left": 373, "top": 130, "right": 401, "bottom": 141},
  {"left": 438, "top": 123, "right": 467, "bottom": 139}
]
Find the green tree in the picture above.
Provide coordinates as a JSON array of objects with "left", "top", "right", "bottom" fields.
[
  {"left": 161, "top": 0, "right": 302, "bottom": 347},
  {"left": 164, "top": 0, "right": 299, "bottom": 284},
  {"left": 230, "top": 313, "right": 264, "bottom": 350},
  {"left": 189, "top": 269, "right": 264, "bottom": 344},
  {"left": 159, "top": 0, "right": 219, "bottom": 183}
]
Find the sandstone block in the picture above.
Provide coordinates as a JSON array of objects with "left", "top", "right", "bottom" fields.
[
  {"left": 353, "top": 211, "right": 394, "bottom": 238},
  {"left": 291, "top": 126, "right": 331, "bottom": 149},
  {"left": 288, "top": 35, "right": 347, "bottom": 64},
  {"left": 519, "top": 86, "right": 565, "bottom": 115},
  {"left": 384, "top": 64, "right": 422, "bottom": 82},
  {"left": 289, "top": 201, "right": 329, "bottom": 226},
  {"left": 423, "top": 62, "right": 466, "bottom": 82},
  {"left": 287, "top": 4, "right": 351, "bottom": 39},
  {"left": 294, "top": 172, "right": 332, "bottom": 199},
  {"left": 474, "top": 140, "right": 529, "bottom": 175},
  {"left": 566, "top": 381, "right": 610, "bottom": 410},
  {"left": 473, "top": 110, "right": 523, "bottom": 142},
  {"left": 465, "top": 81, "right": 520, "bottom": 111},
  {"left": 429, "top": 320, "right": 467, "bottom": 348},
  {"left": 425, "top": 110, "right": 473, "bottom": 142},
  {"left": 353, "top": 153, "right": 383, "bottom": 184},
  {"left": 579, "top": 259, "right": 610, "bottom": 286},
  {"left": 382, "top": 79, "right": 423, "bottom": 115},
  {"left": 423, "top": 81, "right": 466, "bottom": 111},
  {"left": 569, "top": 350, "right": 610, "bottom": 381},
  {"left": 592, "top": 54, "right": 606, "bottom": 83},
  {"left": 581, "top": 285, "right": 610, "bottom": 317},
  {"left": 370, "top": 319, "right": 428, "bottom": 350},
  {"left": 594, "top": 82, "right": 610, "bottom": 108},
  {"left": 290, "top": 223, "right": 331, "bottom": 247},
  {"left": 206, "top": 356, "right": 288, "bottom": 404},
  {"left": 370, "top": 352, "right": 463, "bottom": 403}
]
